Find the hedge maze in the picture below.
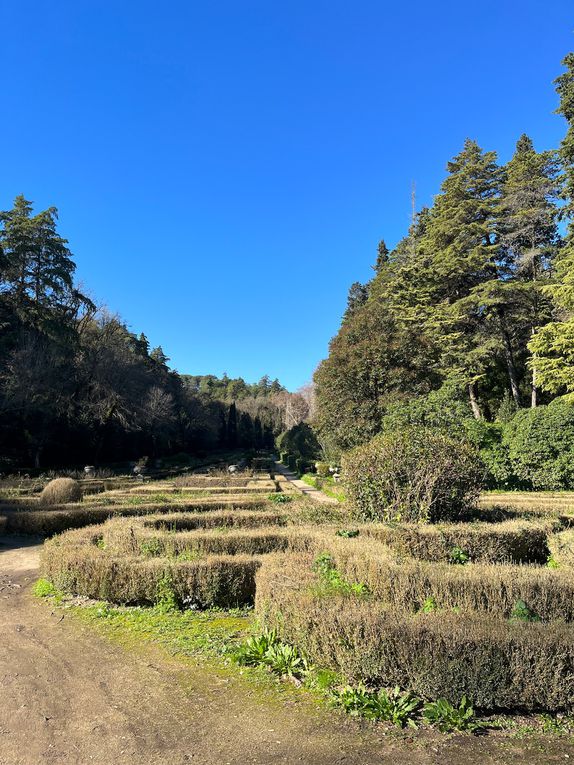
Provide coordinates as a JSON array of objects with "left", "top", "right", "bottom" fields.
[{"left": 5, "top": 472, "right": 574, "bottom": 714}]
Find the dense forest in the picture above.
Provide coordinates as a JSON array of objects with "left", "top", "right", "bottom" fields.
[
  {"left": 0, "top": 201, "right": 308, "bottom": 470},
  {"left": 314, "top": 53, "right": 574, "bottom": 489}
]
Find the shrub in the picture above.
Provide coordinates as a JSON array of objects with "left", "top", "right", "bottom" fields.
[
  {"left": 256, "top": 559, "right": 574, "bottom": 711},
  {"left": 278, "top": 423, "right": 321, "bottom": 462},
  {"left": 39, "top": 478, "right": 82, "bottom": 507},
  {"left": 503, "top": 400, "right": 574, "bottom": 490},
  {"left": 315, "top": 461, "right": 331, "bottom": 478},
  {"left": 342, "top": 428, "right": 483, "bottom": 523}
]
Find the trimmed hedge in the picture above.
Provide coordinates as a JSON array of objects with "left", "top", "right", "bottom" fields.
[
  {"left": 256, "top": 555, "right": 574, "bottom": 711},
  {"left": 43, "top": 527, "right": 261, "bottom": 607},
  {"left": 2, "top": 498, "right": 269, "bottom": 536},
  {"left": 328, "top": 538, "right": 574, "bottom": 621},
  {"left": 364, "top": 520, "right": 551, "bottom": 564}
]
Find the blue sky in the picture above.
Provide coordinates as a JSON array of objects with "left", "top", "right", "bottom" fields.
[{"left": 1, "top": 2, "right": 573, "bottom": 390}]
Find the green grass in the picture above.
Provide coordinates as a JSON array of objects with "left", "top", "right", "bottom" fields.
[
  {"left": 301, "top": 473, "right": 346, "bottom": 502},
  {"left": 70, "top": 600, "right": 251, "bottom": 658}
]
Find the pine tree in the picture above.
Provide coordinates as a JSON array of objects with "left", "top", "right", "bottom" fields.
[
  {"left": 0, "top": 195, "right": 92, "bottom": 333},
  {"left": 528, "top": 53, "right": 574, "bottom": 394},
  {"left": 418, "top": 139, "right": 503, "bottom": 417},
  {"left": 499, "top": 134, "right": 561, "bottom": 405}
]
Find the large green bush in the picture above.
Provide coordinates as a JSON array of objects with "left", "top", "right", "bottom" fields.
[
  {"left": 503, "top": 400, "right": 574, "bottom": 490},
  {"left": 277, "top": 423, "right": 321, "bottom": 462},
  {"left": 342, "top": 428, "right": 483, "bottom": 523}
]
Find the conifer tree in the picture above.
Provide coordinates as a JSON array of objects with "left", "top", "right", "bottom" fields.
[
  {"left": 499, "top": 135, "right": 561, "bottom": 405},
  {"left": 529, "top": 54, "right": 574, "bottom": 393},
  {"left": 417, "top": 139, "right": 502, "bottom": 417}
]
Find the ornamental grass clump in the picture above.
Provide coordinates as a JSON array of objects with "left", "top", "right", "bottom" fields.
[
  {"left": 342, "top": 428, "right": 483, "bottom": 523},
  {"left": 39, "top": 478, "right": 82, "bottom": 507}
]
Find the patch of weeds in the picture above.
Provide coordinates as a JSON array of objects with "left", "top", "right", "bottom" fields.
[
  {"left": 155, "top": 573, "right": 179, "bottom": 613},
  {"left": 423, "top": 696, "right": 482, "bottom": 733},
  {"left": 335, "top": 529, "right": 360, "bottom": 538},
  {"left": 304, "top": 668, "right": 341, "bottom": 693},
  {"left": 233, "top": 628, "right": 279, "bottom": 665},
  {"left": 311, "top": 553, "right": 369, "bottom": 598},
  {"left": 233, "top": 629, "right": 309, "bottom": 679},
  {"left": 268, "top": 493, "right": 291, "bottom": 504},
  {"left": 540, "top": 714, "right": 572, "bottom": 735},
  {"left": 70, "top": 602, "right": 249, "bottom": 658},
  {"left": 176, "top": 549, "right": 202, "bottom": 561},
  {"left": 140, "top": 538, "right": 163, "bottom": 558},
  {"left": 95, "top": 537, "right": 106, "bottom": 550},
  {"left": 546, "top": 553, "right": 559, "bottom": 569},
  {"left": 331, "top": 684, "right": 420, "bottom": 728},
  {"left": 420, "top": 596, "right": 437, "bottom": 614},
  {"left": 449, "top": 546, "right": 470, "bottom": 565},
  {"left": 510, "top": 599, "right": 540, "bottom": 623},
  {"left": 33, "top": 578, "right": 58, "bottom": 598}
]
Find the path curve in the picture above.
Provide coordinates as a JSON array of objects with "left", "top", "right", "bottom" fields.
[{"left": 1, "top": 535, "right": 571, "bottom": 764}]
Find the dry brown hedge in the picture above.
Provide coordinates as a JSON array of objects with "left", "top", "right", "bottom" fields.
[
  {"left": 42, "top": 527, "right": 260, "bottom": 607},
  {"left": 146, "top": 510, "right": 287, "bottom": 531},
  {"left": 364, "top": 520, "right": 551, "bottom": 563},
  {"left": 2, "top": 498, "right": 270, "bottom": 536},
  {"left": 256, "top": 555, "right": 574, "bottom": 711},
  {"left": 328, "top": 536, "right": 574, "bottom": 621},
  {"left": 103, "top": 519, "right": 316, "bottom": 558}
]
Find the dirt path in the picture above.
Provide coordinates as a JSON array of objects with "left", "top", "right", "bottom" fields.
[
  {"left": 274, "top": 463, "right": 338, "bottom": 505},
  {"left": 1, "top": 536, "right": 573, "bottom": 765}
]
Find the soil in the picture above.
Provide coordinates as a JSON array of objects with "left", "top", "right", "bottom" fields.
[{"left": 1, "top": 535, "right": 573, "bottom": 765}]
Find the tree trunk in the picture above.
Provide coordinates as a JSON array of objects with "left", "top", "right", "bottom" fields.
[
  {"left": 468, "top": 382, "right": 482, "bottom": 420},
  {"left": 500, "top": 324, "right": 521, "bottom": 407},
  {"left": 531, "top": 351, "right": 538, "bottom": 408}
]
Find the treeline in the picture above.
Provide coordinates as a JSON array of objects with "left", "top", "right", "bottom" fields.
[
  {"left": 0, "top": 198, "right": 300, "bottom": 469},
  {"left": 314, "top": 53, "right": 574, "bottom": 488}
]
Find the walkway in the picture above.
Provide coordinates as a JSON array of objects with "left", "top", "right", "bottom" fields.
[{"left": 274, "top": 462, "right": 339, "bottom": 505}]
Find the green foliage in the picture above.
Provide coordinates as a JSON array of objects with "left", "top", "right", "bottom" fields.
[
  {"left": 33, "top": 578, "right": 58, "bottom": 598},
  {"left": 331, "top": 684, "right": 420, "bottom": 727},
  {"left": 420, "top": 596, "right": 437, "bottom": 614},
  {"left": 423, "top": 696, "right": 481, "bottom": 733},
  {"left": 449, "top": 546, "right": 470, "bottom": 565},
  {"left": 154, "top": 573, "right": 179, "bottom": 613},
  {"left": 335, "top": 529, "right": 360, "bottom": 538},
  {"left": 311, "top": 553, "right": 368, "bottom": 597},
  {"left": 268, "top": 493, "right": 291, "bottom": 504},
  {"left": 233, "top": 629, "right": 308, "bottom": 678},
  {"left": 503, "top": 401, "right": 574, "bottom": 489},
  {"left": 510, "top": 599, "right": 540, "bottom": 623},
  {"left": 343, "top": 427, "right": 483, "bottom": 523},
  {"left": 233, "top": 628, "right": 279, "bottom": 665},
  {"left": 278, "top": 423, "right": 321, "bottom": 462}
]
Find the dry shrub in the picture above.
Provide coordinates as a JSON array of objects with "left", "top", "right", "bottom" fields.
[
  {"left": 342, "top": 428, "right": 483, "bottom": 523},
  {"left": 145, "top": 510, "right": 287, "bottom": 531},
  {"left": 256, "top": 555, "right": 574, "bottom": 711},
  {"left": 3, "top": 498, "right": 270, "bottom": 536},
  {"left": 103, "top": 519, "right": 315, "bottom": 558},
  {"left": 327, "top": 537, "right": 574, "bottom": 621},
  {"left": 42, "top": 528, "right": 260, "bottom": 607},
  {"left": 39, "top": 478, "right": 82, "bottom": 507},
  {"left": 173, "top": 475, "right": 251, "bottom": 488},
  {"left": 365, "top": 520, "right": 551, "bottom": 563}
]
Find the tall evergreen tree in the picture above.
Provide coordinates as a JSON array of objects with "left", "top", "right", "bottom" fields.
[
  {"left": 418, "top": 140, "right": 503, "bottom": 417},
  {"left": 499, "top": 134, "right": 561, "bottom": 405}
]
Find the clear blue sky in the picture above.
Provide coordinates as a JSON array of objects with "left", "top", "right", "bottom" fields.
[{"left": 1, "top": 2, "right": 573, "bottom": 390}]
